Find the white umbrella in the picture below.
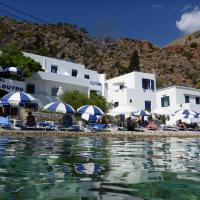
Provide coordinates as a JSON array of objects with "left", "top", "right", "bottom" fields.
[
  {"left": 151, "top": 108, "right": 173, "bottom": 116},
  {"left": 175, "top": 108, "right": 198, "bottom": 116},
  {"left": 0, "top": 91, "right": 37, "bottom": 106},
  {"left": 109, "top": 105, "right": 136, "bottom": 117},
  {"left": 56, "top": 86, "right": 64, "bottom": 96},
  {"left": 43, "top": 102, "right": 75, "bottom": 113},
  {"left": 77, "top": 105, "right": 104, "bottom": 116}
]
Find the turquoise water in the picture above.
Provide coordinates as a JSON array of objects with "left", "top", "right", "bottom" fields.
[{"left": 0, "top": 136, "right": 200, "bottom": 200}]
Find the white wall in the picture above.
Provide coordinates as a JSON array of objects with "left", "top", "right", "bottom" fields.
[
  {"left": 26, "top": 72, "right": 89, "bottom": 96},
  {"left": 23, "top": 52, "right": 104, "bottom": 95},
  {"left": 156, "top": 86, "right": 200, "bottom": 108},
  {"left": 156, "top": 87, "right": 177, "bottom": 109},
  {"left": 105, "top": 71, "right": 156, "bottom": 110},
  {"left": 176, "top": 86, "right": 200, "bottom": 105}
]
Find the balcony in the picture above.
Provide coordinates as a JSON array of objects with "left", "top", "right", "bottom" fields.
[{"left": 28, "top": 71, "right": 90, "bottom": 87}]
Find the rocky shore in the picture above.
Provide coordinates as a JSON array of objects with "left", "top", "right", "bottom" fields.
[{"left": 0, "top": 129, "right": 200, "bottom": 139}]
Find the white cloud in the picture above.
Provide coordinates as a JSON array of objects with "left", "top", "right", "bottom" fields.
[
  {"left": 152, "top": 4, "right": 163, "bottom": 9},
  {"left": 176, "top": 7, "right": 200, "bottom": 34}
]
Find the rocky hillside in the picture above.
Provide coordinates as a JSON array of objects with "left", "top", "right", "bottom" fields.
[{"left": 0, "top": 16, "right": 200, "bottom": 88}]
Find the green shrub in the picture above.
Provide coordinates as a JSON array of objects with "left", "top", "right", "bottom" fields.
[
  {"left": 156, "top": 79, "right": 164, "bottom": 88},
  {"left": 61, "top": 91, "right": 108, "bottom": 112},
  {"left": 190, "top": 42, "right": 198, "bottom": 48},
  {"left": 183, "top": 51, "right": 193, "bottom": 60},
  {"left": 85, "top": 46, "right": 97, "bottom": 57}
]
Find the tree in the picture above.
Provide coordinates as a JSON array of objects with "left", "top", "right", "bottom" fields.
[
  {"left": 0, "top": 43, "right": 44, "bottom": 77},
  {"left": 128, "top": 50, "right": 140, "bottom": 72},
  {"left": 60, "top": 91, "right": 89, "bottom": 110},
  {"left": 60, "top": 91, "right": 108, "bottom": 112},
  {"left": 89, "top": 91, "right": 108, "bottom": 112}
]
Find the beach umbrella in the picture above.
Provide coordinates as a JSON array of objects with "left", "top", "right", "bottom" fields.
[
  {"left": 109, "top": 105, "right": 136, "bottom": 118},
  {"left": 81, "top": 113, "right": 101, "bottom": 122},
  {"left": 151, "top": 108, "right": 173, "bottom": 116},
  {"left": 43, "top": 102, "right": 75, "bottom": 113},
  {"left": 77, "top": 105, "right": 104, "bottom": 116},
  {"left": 4, "top": 67, "right": 22, "bottom": 76},
  {"left": 0, "top": 91, "right": 36, "bottom": 106},
  {"left": 133, "top": 110, "right": 151, "bottom": 116},
  {"left": 183, "top": 114, "right": 199, "bottom": 119},
  {"left": 75, "top": 163, "right": 104, "bottom": 175},
  {"left": 175, "top": 108, "right": 198, "bottom": 116},
  {"left": 56, "top": 86, "right": 64, "bottom": 96}
]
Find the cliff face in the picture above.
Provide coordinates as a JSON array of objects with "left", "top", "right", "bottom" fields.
[{"left": 0, "top": 16, "right": 200, "bottom": 88}]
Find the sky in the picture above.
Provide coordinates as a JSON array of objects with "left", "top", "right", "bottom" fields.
[{"left": 0, "top": 0, "right": 200, "bottom": 47}]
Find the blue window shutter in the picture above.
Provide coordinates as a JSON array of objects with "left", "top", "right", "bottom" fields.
[{"left": 151, "top": 80, "right": 155, "bottom": 90}]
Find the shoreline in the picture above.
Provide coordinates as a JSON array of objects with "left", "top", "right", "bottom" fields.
[{"left": 0, "top": 129, "right": 200, "bottom": 139}]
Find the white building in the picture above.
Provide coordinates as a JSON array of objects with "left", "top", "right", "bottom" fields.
[
  {"left": 156, "top": 85, "right": 200, "bottom": 112},
  {"left": 156, "top": 85, "right": 200, "bottom": 124},
  {"left": 22, "top": 52, "right": 105, "bottom": 107},
  {"left": 105, "top": 71, "right": 156, "bottom": 111}
]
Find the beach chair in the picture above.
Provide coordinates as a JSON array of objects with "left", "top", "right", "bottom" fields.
[
  {"left": 0, "top": 116, "right": 11, "bottom": 129},
  {"left": 93, "top": 124, "right": 106, "bottom": 132}
]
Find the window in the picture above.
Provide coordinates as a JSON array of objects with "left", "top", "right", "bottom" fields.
[
  {"left": 26, "top": 84, "right": 35, "bottom": 94},
  {"left": 142, "top": 78, "right": 150, "bottom": 90},
  {"left": 120, "top": 85, "right": 124, "bottom": 89},
  {"left": 151, "top": 80, "right": 155, "bottom": 91},
  {"left": 51, "top": 65, "right": 58, "bottom": 73},
  {"left": 51, "top": 87, "right": 58, "bottom": 96},
  {"left": 185, "top": 96, "right": 190, "bottom": 103},
  {"left": 72, "top": 69, "right": 78, "bottom": 77},
  {"left": 142, "top": 79, "right": 155, "bottom": 90},
  {"left": 130, "top": 99, "right": 132, "bottom": 103},
  {"left": 196, "top": 97, "right": 200, "bottom": 104},
  {"left": 84, "top": 74, "right": 90, "bottom": 79},
  {"left": 145, "top": 101, "right": 151, "bottom": 110},
  {"left": 114, "top": 102, "right": 119, "bottom": 108},
  {"left": 161, "top": 96, "right": 170, "bottom": 107}
]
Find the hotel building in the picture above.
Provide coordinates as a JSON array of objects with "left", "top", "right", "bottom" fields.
[
  {"left": 1, "top": 52, "right": 200, "bottom": 120},
  {"left": 105, "top": 71, "right": 156, "bottom": 111},
  {"left": 23, "top": 52, "right": 105, "bottom": 107}
]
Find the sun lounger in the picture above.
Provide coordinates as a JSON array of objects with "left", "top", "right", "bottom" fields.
[
  {"left": 93, "top": 124, "right": 106, "bottom": 131},
  {"left": 162, "top": 125, "right": 178, "bottom": 131},
  {"left": 0, "top": 116, "right": 11, "bottom": 129}
]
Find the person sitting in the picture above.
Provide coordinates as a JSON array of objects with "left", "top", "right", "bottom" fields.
[
  {"left": 26, "top": 111, "right": 36, "bottom": 127},
  {"left": 63, "top": 114, "right": 73, "bottom": 128},
  {"left": 177, "top": 119, "right": 186, "bottom": 130},
  {"left": 146, "top": 120, "right": 158, "bottom": 130},
  {"left": 77, "top": 120, "right": 85, "bottom": 131}
]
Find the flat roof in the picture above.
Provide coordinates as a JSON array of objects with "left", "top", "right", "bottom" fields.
[
  {"left": 106, "top": 71, "right": 155, "bottom": 82},
  {"left": 157, "top": 85, "right": 200, "bottom": 92}
]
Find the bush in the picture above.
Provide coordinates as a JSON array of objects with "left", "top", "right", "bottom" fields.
[
  {"left": 190, "top": 42, "right": 198, "bottom": 48},
  {"left": 156, "top": 79, "right": 164, "bottom": 88},
  {"left": 85, "top": 46, "right": 97, "bottom": 57},
  {"left": 61, "top": 91, "right": 108, "bottom": 112},
  {"left": 183, "top": 51, "right": 193, "bottom": 60}
]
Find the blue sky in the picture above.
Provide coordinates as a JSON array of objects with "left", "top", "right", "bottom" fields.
[{"left": 0, "top": 0, "right": 200, "bottom": 47}]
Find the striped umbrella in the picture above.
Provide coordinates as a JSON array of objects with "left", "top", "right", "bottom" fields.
[
  {"left": 0, "top": 92, "right": 36, "bottom": 105},
  {"left": 43, "top": 102, "right": 75, "bottom": 113},
  {"left": 133, "top": 110, "right": 151, "bottom": 116},
  {"left": 81, "top": 113, "right": 98, "bottom": 121},
  {"left": 175, "top": 108, "right": 198, "bottom": 116},
  {"left": 77, "top": 105, "right": 104, "bottom": 116}
]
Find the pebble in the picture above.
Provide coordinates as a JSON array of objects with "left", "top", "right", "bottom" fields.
[{"left": 0, "top": 129, "right": 200, "bottom": 139}]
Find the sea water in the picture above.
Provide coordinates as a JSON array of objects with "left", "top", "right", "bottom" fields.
[{"left": 0, "top": 136, "right": 199, "bottom": 200}]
